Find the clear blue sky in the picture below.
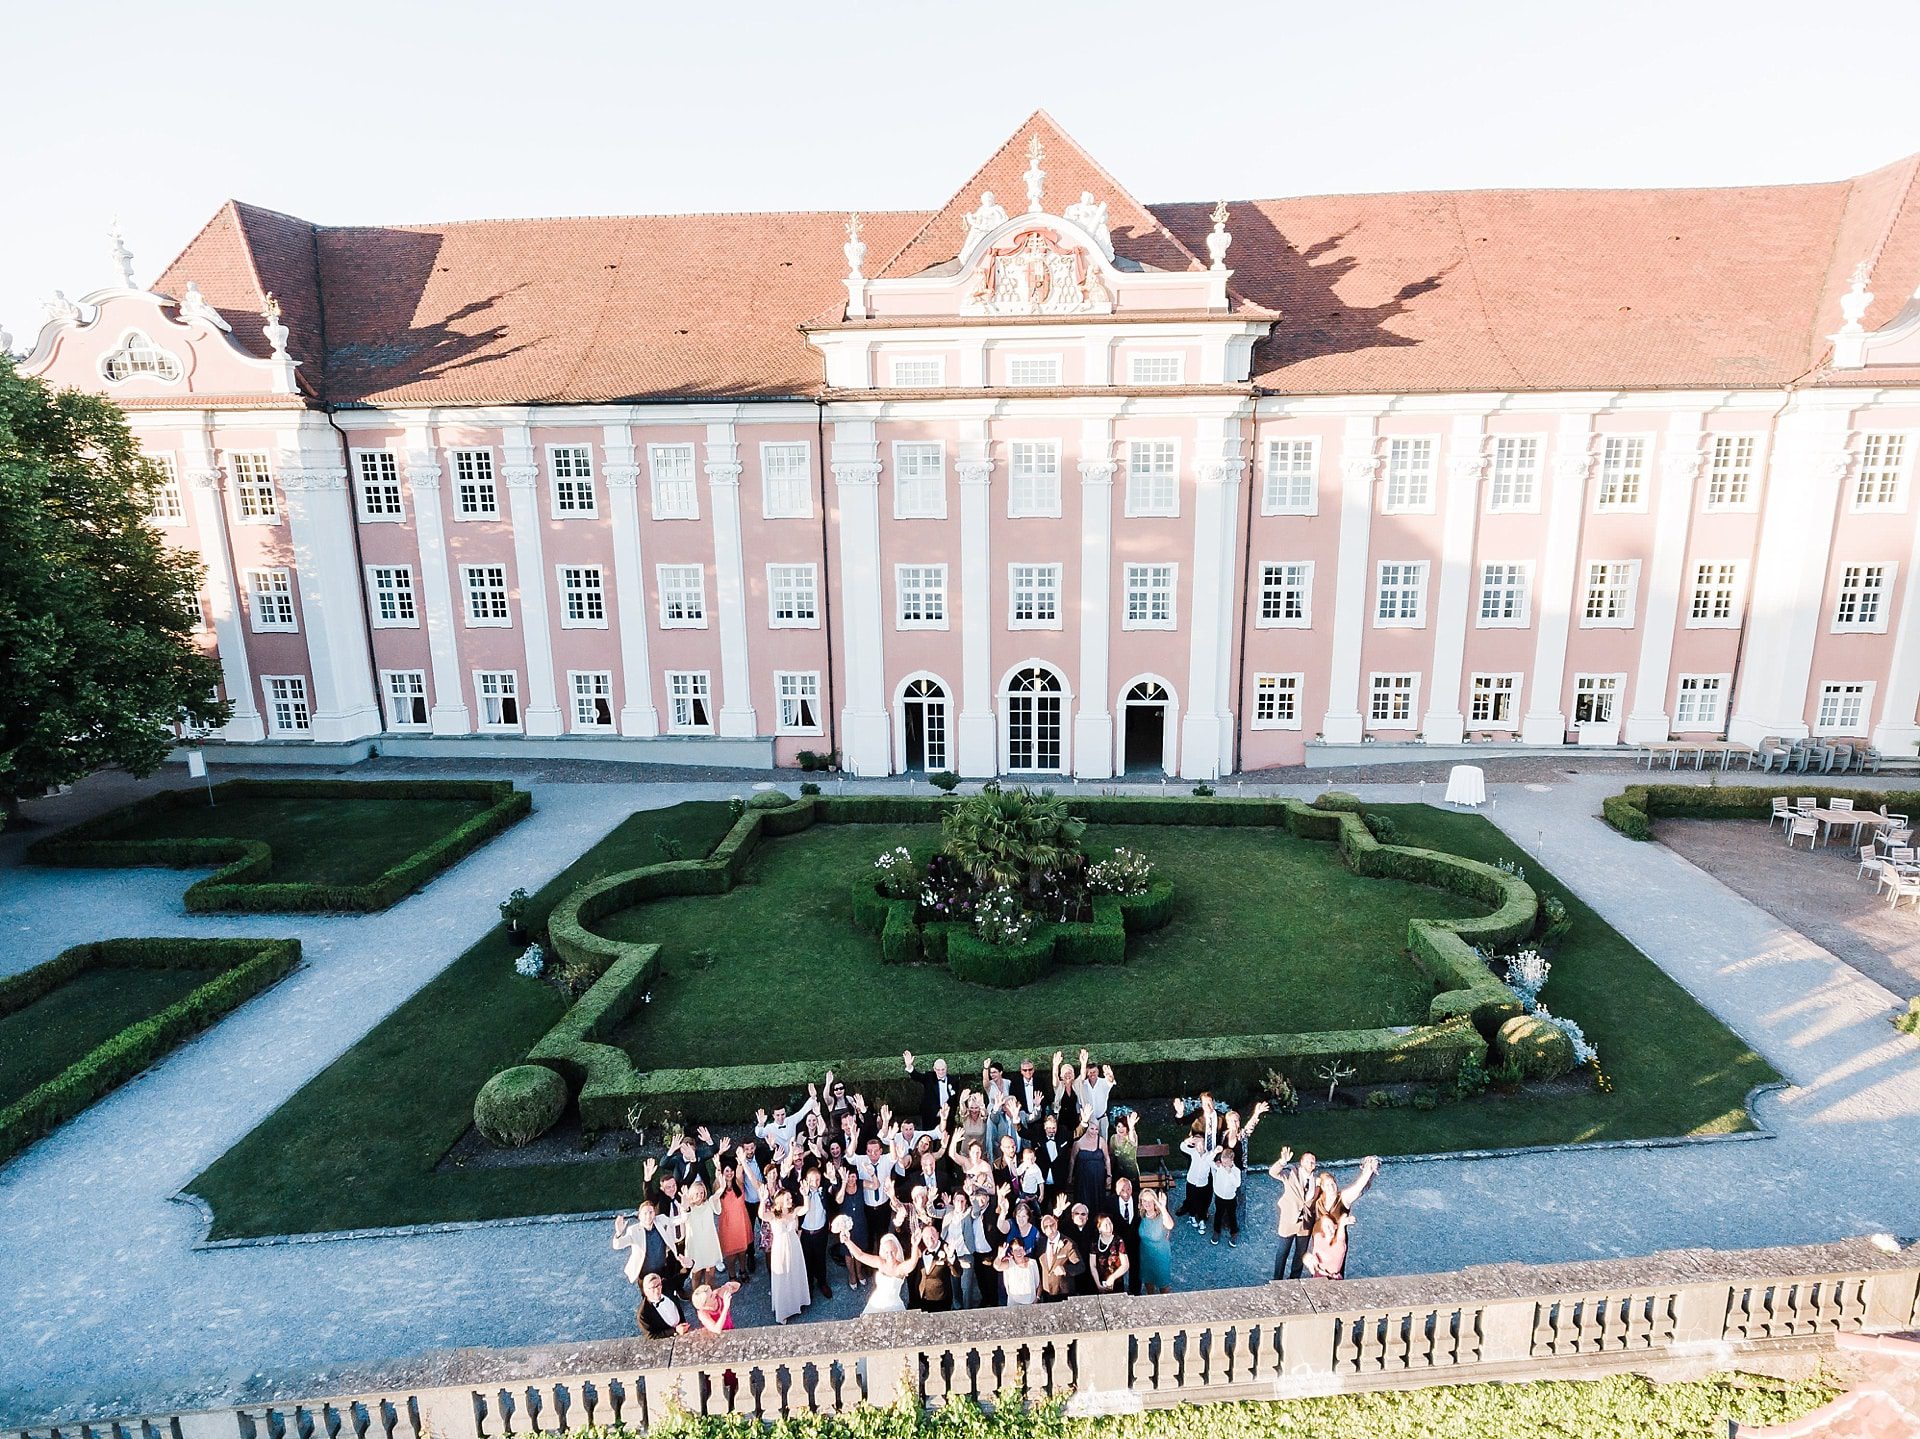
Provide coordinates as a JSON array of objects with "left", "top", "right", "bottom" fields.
[{"left": 6, "top": 0, "right": 1918, "bottom": 355}]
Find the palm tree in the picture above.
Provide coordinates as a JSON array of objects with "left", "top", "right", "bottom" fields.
[{"left": 940, "top": 785, "right": 1086, "bottom": 894}]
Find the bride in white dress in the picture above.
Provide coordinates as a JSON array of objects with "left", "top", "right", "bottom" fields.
[{"left": 833, "top": 1219, "right": 917, "bottom": 1315}]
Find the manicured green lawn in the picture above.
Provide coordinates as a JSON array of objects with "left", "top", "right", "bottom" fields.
[
  {"left": 0, "top": 966, "right": 205, "bottom": 1106},
  {"left": 606, "top": 822, "right": 1470, "bottom": 1066},
  {"left": 103, "top": 793, "right": 490, "bottom": 886}
]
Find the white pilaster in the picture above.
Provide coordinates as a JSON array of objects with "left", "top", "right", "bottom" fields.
[
  {"left": 1729, "top": 401, "right": 1858, "bottom": 745},
  {"left": 1421, "top": 416, "right": 1490, "bottom": 746},
  {"left": 1623, "top": 416, "right": 1706, "bottom": 744},
  {"left": 181, "top": 426, "right": 263, "bottom": 742},
  {"left": 603, "top": 425, "right": 660, "bottom": 737},
  {"left": 956, "top": 430, "right": 997, "bottom": 776},
  {"left": 402, "top": 429, "right": 471, "bottom": 734},
  {"left": 831, "top": 422, "right": 888, "bottom": 775},
  {"left": 1073, "top": 420, "right": 1116, "bottom": 779},
  {"left": 1873, "top": 512, "right": 1920, "bottom": 756},
  {"left": 278, "top": 433, "right": 381, "bottom": 743},
  {"left": 1518, "top": 415, "right": 1597, "bottom": 745},
  {"left": 1321, "top": 415, "right": 1381, "bottom": 743},
  {"left": 703, "top": 423, "right": 757, "bottom": 738},
  {"left": 1180, "top": 423, "right": 1245, "bottom": 780},
  {"left": 502, "top": 425, "right": 564, "bottom": 736}
]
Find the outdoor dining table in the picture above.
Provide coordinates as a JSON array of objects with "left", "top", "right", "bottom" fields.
[
  {"left": 1640, "top": 739, "right": 1753, "bottom": 771},
  {"left": 1807, "top": 807, "right": 1884, "bottom": 847}
]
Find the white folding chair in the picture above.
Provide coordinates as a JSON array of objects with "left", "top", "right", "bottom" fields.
[
  {"left": 1831, "top": 797, "right": 1855, "bottom": 813},
  {"left": 1881, "top": 848, "right": 1917, "bottom": 894},
  {"left": 1795, "top": 797, "right": 1819, "bottom": 815},
  {"left": 1887, "top": 872, "right": 1920, "bottom": 909},
  {"left": 1769, "top": 796, "right": 1792, "bottom": 831},
  {"left": 1858, "top": 845, "right": 1885, "bottom": 883},
  {"left": 1786, "top": 815, "right": 1820, "bottom": 849}
]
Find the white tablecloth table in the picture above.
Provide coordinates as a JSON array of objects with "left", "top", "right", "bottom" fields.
[{"left": 1444, "top": 764, "right": 1487, "bottom": 808}]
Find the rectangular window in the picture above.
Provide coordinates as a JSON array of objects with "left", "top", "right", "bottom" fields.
[
  {"left": 461, "top": 564, "right": 511, "bottom": 626},
  {"left": 1382, "top": 437, "right": 1434, "bottom": 512},
  {"left": 1854, "top": 433, "right": 1907, "bottom": 509},
  {"left": 1705, "top": 435, "right": 1756, "bottom": 509},
  {"left": 1263, "top": 437, "right": 1318, "bottom": 514},
  {"left": 1468, "top": 673, "right": 1521, "bottom": 729},
  {"left": 383, "top": 669, "right": 429, "bottom": 729},
  {"left": 1127, "top": 354, "right": 1184, "bottom": 385},
  {"left": 1375, "top": 560, "right": 1428, "bottom": 625},
  {"left": 244, "top": 567, "right": 297, "bottom": 632},
  {"left": 1123, "top": 562, "right": 1176, "bottom": 628},
  {"left": 1257, "top": 561, "right": 1312, "bottom": 627},
  {"left": 1125, "top": 439, "right": 1178, "bottom": 516},
  {"left": 896, "top": 564, "right": 948, "bottom": 628},
  {"left": 657, "top": 564, "right": 706, "bottom": 626},
  {"left": 890, "top": 356, "right": 944, "bottom": 388},
  {"left": 146, "top": 452, "right": 185, "bottom": 523},
  {"left": 1595, "top": 436, "right": 1647, "bottom": 509},
  {"left": 1251, "top": 673, "right": 1303, "bottom": 728},
  {"left": 775, "top": 671, "right": 822, "bottom": 733},
  {"left": 354, "top": 450, "right": 404, "bottom": 522},
  {"left": 558, "top": 564, "right": 607, "bottom": 627},
  {"left": 768, "top": 563, "right": 819, "bottom": 626},
  {"left": 1368, "top": 673, "right": 1419, "bottom": 727},
  {"left": 1815, "top": 680, "right": 1873, "bottom": 735},
  {"left": 1673, "top": 674, "right": 1728, "bottom": 729},
  {"left": 569, "top": 671, "right": 614, "bottom": 729},
  {"left": 231, "top": 452, "right": 277, "bottom": 521},
  {"left": 475, "top": 669, "right": 521, "bottom": 729},
  {"left": 761, "top": 442, "right": 812, "bottom": 518},
  {"left": 665, "top": 670, "right": 712, "bottom": 732},
  {"left": 1006, "top": 354, "right": 1062, "bottom": 386},
  {"left": 262, "top": 675, "right": 310, "bottom": 735},
  {"left": 893, "top": 441, "right": 946, "bottom": 518},
  {"left": 549, "top": 445, "right": 597, "bottom": 516},
  {"left": 1487, "top": 436, "right": 1539, "bottom": 511},
  {"left": 1477, "top": 562, "right": 1531, "bottom": 627},
  {"left": 1688, "top": 561, "right": 1741, "bottom": 627},
  {"left": 1834, "top": 563, "right": 1891, "bottom": 631},
  {"left": 1009, "top": 440, "right": 1061, "bottom": 517},
  {"left": 1010, "top": 563, "right": 1062, "bottom": 627},
  {"left": 649, "top": 443, "right": 698, "bottom": 519},
  {"left": 1573, "top": 673, "right": 1621, "bottom": 726},
  {"left": 367, "top": 565, "right": 418, "bottom": 626},
  {"left": 1582, "top": 560, "right": 1639, "bottom": 626},
  {"left": 450, "top": 449, "right": 498, "bottom": 519}
]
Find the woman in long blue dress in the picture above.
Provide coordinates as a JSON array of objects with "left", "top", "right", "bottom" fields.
[{"left": 1136, "top": 1186, "right": 1175, "bottom": 1294}]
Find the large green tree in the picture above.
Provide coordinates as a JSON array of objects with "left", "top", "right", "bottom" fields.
[{"left": 0, "top": 357, "right": 228, "bottom": 821}]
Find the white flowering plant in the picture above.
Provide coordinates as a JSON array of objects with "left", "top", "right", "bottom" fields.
[
  {"left": 973, "top": 885, "right": 1036, "bottom": 947},
  {"left": 873, "top": 846, "right": 919, "bottom": 900},
  {"left": 514, "top": 943, "right": 546, "bottom": 979},
  {"left": 1088, "top": 847, "right": 1155, "bottom": 896},
  {"left": 1532, "top": 1005, "right": 1599, "bottom": 1067},
  {"left": 1505, "top": 948, "right": 1551, "bottom": 1008}
]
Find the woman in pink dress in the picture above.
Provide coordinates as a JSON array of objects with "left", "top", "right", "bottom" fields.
[
  {"left": 717, "top": 1165, "right": 753, "bottom": 1283},
  {"left": 1302, "top": 1156, "right": 1381, "bottom": 1280},
  {"left": 692, "top": 1281, "right": 740, "bottom": 1333}
]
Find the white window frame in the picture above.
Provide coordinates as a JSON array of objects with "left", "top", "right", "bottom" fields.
[
  {"left": 474, "top": 669, "right": 522, "bottom": 731},
  {"left": 767, "top": 562, "right": 820, "bottom": 628},
  {"left": 261, "top": 675, "right": 311, "bottom": 736},
  {"left": 1851, "top": 433, "right": 1910, "bottom": 512},
  {"left": 1262, "top": 437, "right": 1319, "bottom": 515},
  {"left": 460, "top": 563, "right": 512, "bottom": 628},
  {"left": 557, "top": 564, "right": 608, "bottom": 629},
  {"left": 547, "top": 444, "right": 598, "bottom": 519},
  {"left": 1126, "top": 353, "right": 1185, "bottom": 385},
  {"left": 1122, "top": 562, "right": 1178, "bottom": 630},
  {"left": 648, "top": 443, "right": 700, "bottom": 520},
  {"left": 889, "top": 355, "right": 946, "bottom": 388},
  {"left": 1476, "top": 561, "right": 1532, "bottom": 628},
  {"left": 1673, "top": 673, "right": 1730, "bottom": 730},
  {"left": 1256, "top": 561, "right": 1313, "bottom": 629},
  {"left": 1572, "top": 672, "right": 1624, "bottom": 728},
  {"left": 1832, "top": 562, "right": 1895, "bottom": 634},
  {"left": 1580, "top": 559, "right": 1640, "bottom": 628},
  {"left": 1467, "top": 672, "right": 1522, "bottom": 731},
  {"left": 351, "top": 450, "right": 405, "bottom": 523},
  {"left": 101, "top": 329, "right": 183, "bottom": 384},
  {"left": 1594, "top": 435, "right": 1651, "bottom": 512},
  {"left": 892, "top": 440, "right": 947, "bottom": 519},
  {"left": 1703, "top": 434, "right": 1759, "bottom": 512},
  {"left": 1005, "top": 353, "right": 1063, "bottom": 387},
  {"left": 1373, "top": 560, "right": 1429, "bottom": 628},
  {"left": 895, "top": 563, "right": 949, "bottom": 630},
  {"left": 1367, "top": 672, "right": 1421, "bottom": 729},
  {"left": 1008, "top": 562, "right": 1063, "bottom": 630},
  {"left": 664, "top": 670, "right": 714, "bottom": 733},
  {"left": 448, "top": 448, "right": 499, "bottom": 521},
  {"left": 1124, "top": 439, "right": 1180, "bottom": 518},
  {"left": 568, "top": 670, "right": 616, "bottom": 731},
  {"left": 230, "top": 451, "right": 279, "bottom": 524},
  {"left": 656, "top": 564, "right": 707, "bottom": 628},
  {"left": 1686, "top": 560, "right": 1744, "bottom": 629},
  {"left": 1814, "top": 680, "right": 1875, "bottom": 736},
  {"left": 759, "top": 441, "right": 813, "bottom": 519},
  {"left": 1380, "top": 436, "right": 1437, "bottom": 514},
  {"left": 1485, "top": 435, "right": 1543, "bottom": 513},
  {"left": 774, "top": 670, "right": 823, "bottom": 735},
  {"left": 145, "top": 452, "right": 186, "bottom": 525},
  {"left": 244, "top": 567, "right": 298, "bottom": 633},
  {"left": 1250, "top": 672, "right": 1303, "bottom": 730},
  {"left": 381, "top": 669, "right": 430, "bottom": 731},
  {"left": 365, "top": 564, "right": 419, "bottom": 629},
  {"left": 1007, "top": 439, "right": 1062, "bottom": 519}
]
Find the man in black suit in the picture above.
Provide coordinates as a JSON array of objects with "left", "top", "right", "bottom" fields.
[
  {"left": 636, "top": 1271, "right": 690, "bottom": 1338},
  {"left": 1034, "top": 1112, "right": 1069, "bottom": 1202},
  {"left": 1106, "top": 1175, "right": 1143, "bottom": 1295},
  {"left": 1012, "top": 1055, "right": 1048, "bottom": 1137},
  {"left": 903, "top": 1050, "right": 955, "bottom": 1128}
]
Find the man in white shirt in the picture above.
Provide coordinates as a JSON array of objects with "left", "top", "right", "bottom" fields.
[
  {"left": 798, "top": 1165, "right": 834, "bottom": 1300},
  {"left": 1073, "top": 1048, "right": 1115, "bottom": 1137},
  {"left": 636, "top": 1271, "right": 689, "bottom": 1338},
  {"left": 854, "top": 1136, "right": 901, "bottom": 1241},
  {"left": 754, "top": 1082, "right": 821, "bottom": 1156}
]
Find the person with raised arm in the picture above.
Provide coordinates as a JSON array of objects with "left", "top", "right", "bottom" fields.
[
  {"left": 833, "top": 1215, "right": 919, "bottom": 1314},
  {"left": 757, "top": 1185, "right": 810, "bottom": 1324},
  {"left": 902, "top": 1049, "right": 954, "bottom": 1128},
  {"left": 1303, "top": 1155, "right": 1383, "bottom": 1280},
  {"left": 1266, "top": 1145, "right": 1318, "bottom": 1280}
]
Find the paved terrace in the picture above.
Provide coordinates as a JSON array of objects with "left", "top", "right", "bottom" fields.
[{"left": 2, "top": 765, "right": 1918, "bottom": 1424}]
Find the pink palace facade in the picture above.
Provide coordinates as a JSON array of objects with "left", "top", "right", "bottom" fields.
[{"left": 22, "top": 112, "right": 1920, "bottom": 778}]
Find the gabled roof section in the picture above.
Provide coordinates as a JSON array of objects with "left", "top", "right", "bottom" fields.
[
  {"left": 154, "top": 200, "right": 326, "bottom": 393},
  {"left": 873, "top": 109, "right": 1204, "bottom": 280}
]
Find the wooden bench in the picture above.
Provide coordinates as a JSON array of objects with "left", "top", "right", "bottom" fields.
[{"left": 1135, "top": 1142, "right": 1173, "bottom": 1194}]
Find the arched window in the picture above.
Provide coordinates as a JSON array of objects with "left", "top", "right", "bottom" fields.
[
  {"left": 1125, "top": 679, "right": 1169, "bottom": 705},
  {"left": 100, "top": 330, "right": 182, "bottom": 383},
  {"left": 899, "top": 676, "right": 950, "bottom": 772},
  {"left": 1004, "top": 666, "right": 1064, "bottom": 773}
]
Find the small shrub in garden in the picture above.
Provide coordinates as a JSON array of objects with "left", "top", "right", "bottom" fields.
[
  {"left": 473, "top": 1065, "right": 567, "bottom": 1148},
  {"left": 1191, "top": 781, "right": 1216, "bottom": 797},
  {"left": 1362, "top": 811, "right": 1399, "bottom": 843},
  {"left": 1411, "top": 1089, "right": 1439, "bottom": 1112},
  {"left": 498, "top": 887, "right": 531, "bottom": 936},
  {"left": 1314, "top": 791, "right": 1365, "bottom": 812},
  {"left": 799, "top": 781, "right": 821, "bottom": 796},
  {"left": 974, "top": 885, "right": 1036, "bottom": 947},
  {"left": 747, "top": 790, "right": 791, "bottom": 810},
  {"left": 1261, "top": 1068, "right": 1300, "bottom": 1113},
  {"left": 1088, "top": 846, "right": 1155, "bottom": 895},
  {"left": 1489, "top": 1053, "right": 1526, "bottom": 1089},
  {"left": 514, "top": 943, "right": 545, "bottom": 979},
  {"left": 654, "top": 833, "right": 688, "bottom": 862},
  {"left": 1493, "top": 857, "right": 1527, "bottom": 883},
  {"left": 928, "top": 770, "right": 962, "bottom": 793},
  {"left": 1538, "top": 893, "right": 1571, "bottom": 946},
  {"left": 1531, "top": 1005, "right": 1598, "bottom": 1066},
  {"left": 1450, "top": 1050, "right": 1490, "bottom": 1101},
  {"left": 727, "top": 797, "right": 746, "bottom": 819},
  {"left": 1897, "top": 997, "right": 1920, "bottom": 1036},
  {"left": 1364, "top": 1089, "right": 1403, "bottom": 1110},
  {"left": 873, "top": 846, "right": 918, "bottom": 899}
]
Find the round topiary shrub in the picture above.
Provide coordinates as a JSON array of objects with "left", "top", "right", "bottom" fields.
[
  {"left": 748, "top": 790, "right": 793, "bottom": 810},
  {"left": 1495, "top": 1014, "right": 1576, "bottom": 1081},
  {"left": 474, "top": 1064, "right": 567, "bottom": 1147},
  {"left": 1314, "top": 791, "right": 1365, "bottom": 813},
  {"left": 1362, "top": 811, "right": 1399, "bottom": 843}
]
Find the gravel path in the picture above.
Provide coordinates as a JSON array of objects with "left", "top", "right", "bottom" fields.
[{"left": 2, "top": 768, "right": 1919, "bottom": 1426}]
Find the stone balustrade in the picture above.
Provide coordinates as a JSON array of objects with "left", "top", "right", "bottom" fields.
[{"left": 10, "top": 1236, "right": 1918, "bottom": 1437}]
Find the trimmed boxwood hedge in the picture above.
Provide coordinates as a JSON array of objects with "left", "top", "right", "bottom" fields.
[
  {"left": 536, "top": 794, "right": 1532, "bottom": 1135},
  {"left": 1603, "top": 782, "right": 1920, "bottom": 841},
  {"left": 0, "top": 937, "right": 301, "bottom": 1163},
  {"left": 25, "top": 778, "right": 531, "bottom": 912}
]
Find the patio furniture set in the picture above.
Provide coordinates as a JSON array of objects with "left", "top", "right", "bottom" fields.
[{"left": 1770, "top": 797, "right": 1920, "bottom": 907}]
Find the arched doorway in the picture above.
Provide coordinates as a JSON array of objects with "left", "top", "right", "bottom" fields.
[
  {"left": 1002, "top": 664, "right": 1067, "bottom": 773},
  {"left": 897, "top": 675, "right": 950, "bottom": 773},
  {"left": 1120, "top": 678, "right": 1175, "bottom": 774}
]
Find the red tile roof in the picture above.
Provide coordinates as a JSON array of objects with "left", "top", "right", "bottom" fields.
[{"left": 151, "top": 118, "right": 1920, "bottom": 407}]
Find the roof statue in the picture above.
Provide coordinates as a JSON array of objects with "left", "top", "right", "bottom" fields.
[
  {"left": 262, "top": 292, "right": 289, "bottom": 357},
  {"left": 1206, "top": 201, "right": 1232, "bottom": 272},
  {"left": 43, "top": 290, "right": 81, "bottom": 325},
  {"left": 1023, "top": 132, "right": 1045, "bottom": 213},
  {"left": 1064, "top": 190, "right": 1112, "bottom": 259},
  {"left": 109, "top": 221, "right": 136, "bottom": 289},
  {"left": 178, "top": 280, "right": 230, "bottom": 332},
  {"left": 843, "top": 213, "right": 867, "bottom": 281},
  {"left": 1839, "top": 259, "right": 1874, "bottom": 332},
  {"left": 963, "top": 191, "right": 1009, "bottom": 245}
]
